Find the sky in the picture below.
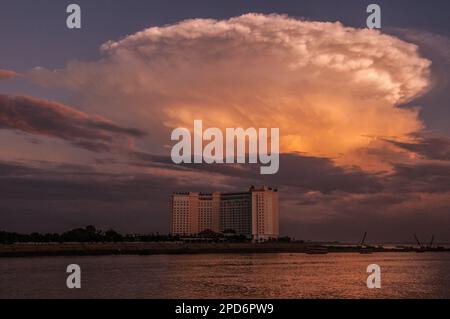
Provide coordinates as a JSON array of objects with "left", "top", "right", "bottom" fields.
[{"left": 1, "top": 0, "right": 449, "bottom": 243}]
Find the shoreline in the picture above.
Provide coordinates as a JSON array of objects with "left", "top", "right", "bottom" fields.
[{"left": 1, "top": 242, "right": 449, "bottom": 257}]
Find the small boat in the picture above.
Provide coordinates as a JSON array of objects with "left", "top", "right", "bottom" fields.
[
  {"left": 415, "top": 247, "right": 426, "bottom": 253},
  {"left": 305, "top": 246, "right": 328, "bottom": 254},
  {"left": 359, "top": 246, "right": 373, "bottom": 254}
]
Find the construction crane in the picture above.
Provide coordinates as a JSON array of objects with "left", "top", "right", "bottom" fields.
[
  {"left": 359, "top": 232, "right": 373, "bottom": 254},
  {"left": 360, "top": 232, "right": 367, "bottom": 247},
  {"left": 413, "top": 234, "right": 426, "bottom": 252},
  {"left": 428, "top": 235, "right": 435, "bottom": 249}
]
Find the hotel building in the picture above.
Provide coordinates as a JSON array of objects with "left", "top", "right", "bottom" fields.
[{"left": 171, "top": 186, "right": 279, "bottom": 241}]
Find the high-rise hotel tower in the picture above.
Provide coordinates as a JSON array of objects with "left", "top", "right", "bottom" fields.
[{"left": 171, "top": 186, "right": 279, "bottom": 241}]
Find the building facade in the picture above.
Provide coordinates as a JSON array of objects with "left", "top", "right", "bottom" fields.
[
  {"left": 251, "top": 186, "right": 279, "bottom": 241},
  {"left": 171, "top": 186, "right": 279, "bottom": 241}
]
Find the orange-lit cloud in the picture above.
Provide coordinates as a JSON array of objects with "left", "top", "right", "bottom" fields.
[
  {"left": 29, "top": 14, "right": 432, "bottom": 170},
  {"left": 0, "top": 69, "right": 18, "bottom": 80}
]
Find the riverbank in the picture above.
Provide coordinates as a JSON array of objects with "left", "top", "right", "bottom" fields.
[{"left": 1, "top": 242, "right": 449, "bottom": 257}]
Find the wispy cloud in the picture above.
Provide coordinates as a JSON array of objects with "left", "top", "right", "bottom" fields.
[
  {"left": 0, "top": 69, "right": 18, "bottom": 80},
  {"left": 0, "top": 94, "right": 146, "bottom": 153}
]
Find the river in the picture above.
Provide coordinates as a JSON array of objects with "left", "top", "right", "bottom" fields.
[{"left": 1, "top": 253, "right": 449, "bottom": 298}]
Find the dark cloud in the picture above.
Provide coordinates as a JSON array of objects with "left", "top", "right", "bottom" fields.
[
  {"left": 135, "top": 153, "right": 383, "bottom": 194},
  {"left": 0, "top": 161, "right": 170, "bottom": 233},
  {"left": 279, "top": 158, "right": 450, "bottom": 242},
  {"left": 0, "top": 153, "right": 383, "bottom": 235},
  {"left": 0, "top": 94, "right": 145, "bottom": 152},
  {"left": 1, "top": 149, "right": 450, "bottom": 241},
  {"left": 387, "top": 162, "right": 450, "bottom": 193},
  {"left": 0, "top": 161, "right": 39, "bottom": 176},
  {"left": 282, "top": 191, "right": 450, "bottom": 243},
  {"left": 268, "top": 154, "right": 383, "bottom": 194},
  {"left": 389, "top": 137, "right": 450, "bottom": 161},
  {"left": 0, "top": 160, "right": 225, "bottom": 233},
  {"left": 0, "top": 161, "right": 175, "bottom": 202}
]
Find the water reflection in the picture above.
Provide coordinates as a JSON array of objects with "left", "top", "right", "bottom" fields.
[{"left": 1, "top": 253, "right": 449, "bottom": 298}]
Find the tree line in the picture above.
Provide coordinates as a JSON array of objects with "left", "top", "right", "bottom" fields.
[
  {"left": 0, "top": 225, "right": 180, "bottom": 244},
  {"left": 0, "top": 226, "right": 292, "bottom": 244}
]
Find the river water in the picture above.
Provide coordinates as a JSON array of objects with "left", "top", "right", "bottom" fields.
[{"left": 1, "top": 253, "right": 449, "bottom": 298}]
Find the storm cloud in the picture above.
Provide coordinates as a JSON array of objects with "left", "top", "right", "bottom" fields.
[{"left": 30, "top": 14, "right": 431, "bottom": 170}]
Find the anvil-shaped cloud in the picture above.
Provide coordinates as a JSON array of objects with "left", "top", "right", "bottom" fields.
[{"left": 29, "top": 14, "right": 431, "bottom": 170}]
